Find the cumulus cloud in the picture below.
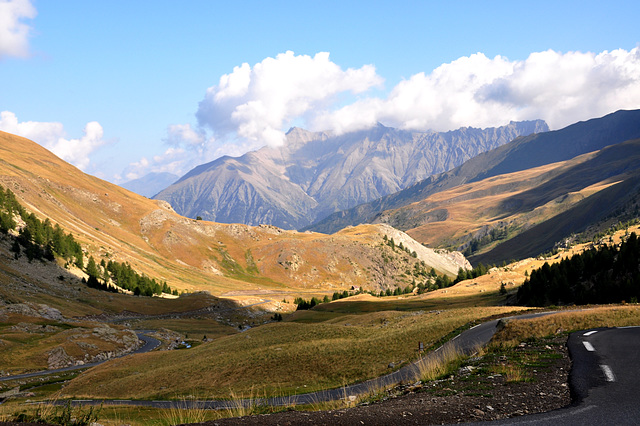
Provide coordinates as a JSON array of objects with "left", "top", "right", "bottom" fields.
[
  {"left": 0, "top": 0, "right": 36, "bottom": 59},
  {"left": 315, "top": 48, "right": 640, "bottom": 132},
  {"left": 126, "top": 47, "right": 640, "bottom": 181},
  {"left": 196, "top": 50, "right": 383, "bottom": 148},
  {"left": 0, "top": 111, "right": 105, "bottom": 170}
]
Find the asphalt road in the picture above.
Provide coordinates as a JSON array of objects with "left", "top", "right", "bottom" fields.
[
  {"left": 13, "top": 312, "right": 640, "bottom": 426},
  {"left": 0, "top": 332, "right": 161, "bottom": 382},
  {"left": 49, "top": 311, "right": 555, "bottom": 410},
  {"left": 468, "top": 326, "right": 640, "bottom": 425}
]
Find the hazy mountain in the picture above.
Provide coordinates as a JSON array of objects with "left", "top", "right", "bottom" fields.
[
  {"left": 120, "top": 172, "right": 179, "bottom": 198},
  {"left": 154, "top": 120, "right": 548, "bottom": 229},
  {"left": 308, "top": 109, "right": 640, "bottom": 236}
]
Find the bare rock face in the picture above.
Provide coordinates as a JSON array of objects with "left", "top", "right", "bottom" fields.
[
  {"left": 373, "top": 224, "right": 471, "bottom": 276},
  {"left": 1, "top": 303, "right": 63, "bottom": 321},
  {"left": 155, "top": 121, "right": 548, "bottom": 230},
  {"left": 48, "top": 346, "right": 73, "bottom": 369}
]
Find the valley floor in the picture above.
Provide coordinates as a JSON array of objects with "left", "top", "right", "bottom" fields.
[{"left": 194, "top": 335, "right": 570, "bottom": 425}]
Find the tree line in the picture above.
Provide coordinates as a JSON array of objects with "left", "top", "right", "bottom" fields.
[
  {"left": 517, "top": 232, "right": 640, "bottom": 306},
  {"left": 1, "top": 186, "right": 84, "bottom": 265},
  {"left": 0, "top": 185, "right": 176, "bottom": 297}
]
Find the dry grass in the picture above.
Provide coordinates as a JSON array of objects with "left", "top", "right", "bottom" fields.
[
  {"left": 492, "top": 305, "right": 640, "bottom": 347},
  {"left": 414, "top": 343, "right": 469, "bottom": 382},
  {"left": 160, "top": 398, "right": 209, "bottom": 425},
  {"left": 489, "top": 363, "right": 529, "bottom": 383},
  {"left": 59, "top": 306, "right": 522, "bottom": 400}
]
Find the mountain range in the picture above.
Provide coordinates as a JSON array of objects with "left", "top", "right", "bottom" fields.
[
  {"left": 0, "top": 130, "right": 469, "bottom": 300},
  {"left": 154, "top": 120, "right": 548, "bottom": 229},
  {"left": 308, "top": 109, "right": 640, "bottom": 265}
]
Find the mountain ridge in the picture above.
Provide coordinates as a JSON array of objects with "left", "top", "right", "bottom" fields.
[
  {"left": 154, "top": 120, "right": 548, "bottom": 229},
  {"left": 307, "top": 109, "right": 640, "bottom": 235},
  {"left": 0, "top": 130, "right": 470, "bottom": 302}
]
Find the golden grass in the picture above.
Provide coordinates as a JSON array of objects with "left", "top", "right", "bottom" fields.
[
  {"left": 397, "top": 153, "right": 602, "bottom": 248},
  {"left": 159, "top": 398, "right": 208, "bottom": 425},
  {"left": 414, "top": 343, "right": 467, "bottom": 382},
  {"left": 59, "top": 306, "right": 522, "bottom": 400},
  {"left": 492, "top": 305, "right": 640, "bottom": 347}
]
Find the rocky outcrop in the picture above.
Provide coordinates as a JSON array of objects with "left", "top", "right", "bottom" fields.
[
  {"left": 373, "top": 224, "right": 471, "bottom": 276},
  {"left": 0, "top": 303, "right": 63, "bottom": 321},
  {"left": 155, "top": 121, "right": 548, "bottom": 230}
]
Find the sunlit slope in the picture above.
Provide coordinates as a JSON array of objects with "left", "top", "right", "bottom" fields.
[
  {"left": 308, "top": 109, "right": 640, "bottom": 236},
  {"left": 374, "top": 139, "right": 640, "bottom": 264},
  {"left": 0, "top": 131, "right": 468, "bottom": 295}
]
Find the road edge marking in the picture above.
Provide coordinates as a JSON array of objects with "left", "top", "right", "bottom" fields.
[
  {"left": 582, "top": 341, "right": 595, "bottom": 352},
  {"left": 600, "top": 364, "right": 616, "bottom": 382}
]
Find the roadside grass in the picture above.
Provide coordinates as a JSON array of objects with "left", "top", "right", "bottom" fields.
[
  {"left": 482, "top": 304, "right": 640, "bottom": 385},
  {"left": 6, "top": 393, "right": 101, "bottom": 426},
  {"left": 58, "top": 306, "right": 524, "bottom": 400},
  {"left": 159, "top": 398, "right": 209, "bottom": 425},
  {"left": 414, "top": 343, "right": 471, "bottom": 382},
  {"left": 491, "top": 304, "right": 640, "bottom": 347}
]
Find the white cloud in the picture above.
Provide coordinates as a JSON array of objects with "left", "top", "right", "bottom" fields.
[
  {"left": 166, "top": 123, "right": 205, "bottom": 147},
  {"left": 196, "top": 50, "right": 383, "bottom": 148},
  {"left": 125, "top": 47, "right": 640, "bottom": 181},
  {"left": 0, "top": 111, "right": 105, "bottom": 170},
  {"left": 0, "top": 0, "right": 36, "bottom": 59},
  {"left": 316, "top": 48, "right": 640, "bottom": 132}
]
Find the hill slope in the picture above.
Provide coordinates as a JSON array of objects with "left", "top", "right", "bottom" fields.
[
  {"left": 154, "top": 120, "right": 547, "bottom": 229},
  {"left": 0, "top": 131, "right": 469, "bottom": 302}
]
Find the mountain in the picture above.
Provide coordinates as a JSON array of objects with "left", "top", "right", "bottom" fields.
[
  {"left": 308, "top": 110, "right": 640, "bottom": 236},
  {"left": 120, "top": 172, "right": 179, "bottom": 198},
  {"left": 307, "top": 110, "right": 640, "bottom": 265},
  {"left": 0, "top": 130, "right": 470, "bottom": 307},
  {"left": 154, "top": 120, "right": 548, "bottom": 229}
]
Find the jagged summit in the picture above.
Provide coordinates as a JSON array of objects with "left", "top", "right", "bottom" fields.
[{"left": 155, "top": 120, "right": 548, "bottom": 229}]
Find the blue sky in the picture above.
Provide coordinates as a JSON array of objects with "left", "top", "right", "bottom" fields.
[{"left": 1, "top": 0, "right": 639, "bottom": 183}]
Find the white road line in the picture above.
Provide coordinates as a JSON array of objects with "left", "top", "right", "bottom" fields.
[
  {"left": 583, "top": 330, "right": 598, "bottom": 336},
  {"left": 582, "top": 341, "right": 596, "bottom": 352},
  {"left": 600, "top": 364, "right": 616, "bottom": 382}
]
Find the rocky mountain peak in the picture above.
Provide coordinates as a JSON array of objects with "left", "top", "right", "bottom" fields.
[{"left": 155, "top": 120, "right": 549, "bottom": 230}]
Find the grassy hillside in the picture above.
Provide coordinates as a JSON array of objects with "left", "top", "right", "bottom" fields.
[
  {"left": 0, "top": 131, "right": 468, "bottom": 300},
  {"left": 375, "top": 139, "right": 640, "bottom": 265},
  {"left": 308, "top": 109, "right": 640, "bottom": 242}
]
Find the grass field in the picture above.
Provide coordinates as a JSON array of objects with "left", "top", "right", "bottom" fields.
[{"left": 59, "top": 304, "right": 523, "bottom": 400}]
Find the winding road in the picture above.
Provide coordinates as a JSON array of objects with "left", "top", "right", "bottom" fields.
[
  {"left": 32, "top": 311, "right": 553, "bottom": 410},
  {"left": 0, "top": 332, "right": 161, "bottom": 383},
  {"left": 470, "top": 326, "right": 640, "bottom": 425},
  {"left": 8, "top": 311, "right": 640, "bottom": 426}
]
